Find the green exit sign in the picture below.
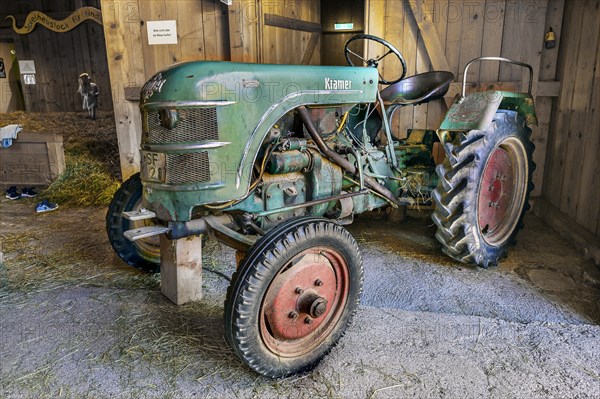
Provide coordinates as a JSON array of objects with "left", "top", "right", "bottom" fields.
[{"left": 334, "top": 23, "right": 354, "bottom": 30}]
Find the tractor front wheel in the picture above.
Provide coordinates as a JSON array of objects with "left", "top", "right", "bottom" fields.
[
  {"left": 224, "top": 217, "right": 363, "bottom": 378},
  {"left": 432, "top": 110, "right": 535, "bottom": 267},
  {"left": 106, "top": 173, "right": 161, "bottom": 272}
]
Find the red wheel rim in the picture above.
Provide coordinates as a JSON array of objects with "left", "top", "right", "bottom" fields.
[
  {"left": 260, "top": 247, "right": 350, "bottom": 358},
  {"left": 477, "top": 137, "right": 528, "bottom": 246}
]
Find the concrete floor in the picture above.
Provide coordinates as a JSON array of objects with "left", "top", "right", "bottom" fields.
[{"left": 1, "top": 199, "right": 599, "bottom": 398}]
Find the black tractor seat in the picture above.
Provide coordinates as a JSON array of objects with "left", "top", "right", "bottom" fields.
[{"left": 380, "top": 71, "right": 454, "bottom": 106}]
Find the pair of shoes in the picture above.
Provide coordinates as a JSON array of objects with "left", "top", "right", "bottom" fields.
[
  {"left": 36, "top": 199, "right": 59, "bottom": 213},
  {"left": 4, "top": 186, "right": 38, "bottom": 200},
  {"left": 21, "top": 187, "right": 38, "bottom": 198},
  {"left": 5, "top": 186, "right": 20, "bottom": 200}
]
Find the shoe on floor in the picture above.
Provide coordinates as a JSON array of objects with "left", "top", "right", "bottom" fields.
[
  {"left": 21, "top": 187, "right": 38, "bottom": 198},
  {"left": 5, "top": 186, "right": 20, "bottom": 200},
  {"left": 36, "top": 199, "right": 59, "bottom": 213}
]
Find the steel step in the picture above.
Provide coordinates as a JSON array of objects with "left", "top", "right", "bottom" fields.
[
  {"left": 122, "top": 209, "right": 156, "bottom": 221},
  {"left": 124, "top": 225, "right": 170, "bottom": 241}
]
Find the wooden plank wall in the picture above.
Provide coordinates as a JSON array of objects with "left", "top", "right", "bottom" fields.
[
  {"left": 229, "top": 0, "right": 321, "bottom": 65},
  {"left": 0, "top": 0, "right": 112, "bottom": 113},
  {"left": 262, "top": 1, "right": 321, "bottom": 65},
  {"left": 228, "top": 0, "right": 260, "bottom": 63},
  {"left": 543, "top": 0, "right": 600, "bottom": 237},
  {"left": 100, "top": 0, "right": 230, "bottom": 179},
  {"left": 365, "top": 0, "right": 562, "bottom": 196}
]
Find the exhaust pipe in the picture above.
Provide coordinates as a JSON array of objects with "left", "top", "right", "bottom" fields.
[{"left": 298, "top": 106, "right": 402, "bottom": 207}]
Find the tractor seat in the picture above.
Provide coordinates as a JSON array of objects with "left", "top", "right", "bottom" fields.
[{"left": 380, "top": 71, "right": 454, "bottom": 106}]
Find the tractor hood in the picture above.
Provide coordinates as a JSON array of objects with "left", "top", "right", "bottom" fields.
[
  {"left": 137, "top": 61, "right": 379, "bottom": 221},
  {"left": 140, "top": 61, "right": 379, "bottom": 107}
]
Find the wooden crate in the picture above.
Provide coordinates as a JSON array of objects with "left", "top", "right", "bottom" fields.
[{"left": 0, "top": 132, "right": 65, "bottom": 187}]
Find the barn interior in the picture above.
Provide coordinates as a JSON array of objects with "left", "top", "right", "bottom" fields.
[{"left": 0, "top": 0, "right": 599, "bottom": 397}]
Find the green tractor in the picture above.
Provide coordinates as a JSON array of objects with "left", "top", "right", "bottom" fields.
[{"left": 106, "top": 35, "right": 535, "bottom": 377}]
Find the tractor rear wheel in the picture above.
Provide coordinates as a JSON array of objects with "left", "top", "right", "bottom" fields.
[
  {"left": 432, "top": 110, "right": 535, "bottom": 267},
  {"left": 106, "top": 173, "right": 161, "bottom": 272},
  {"left": 224, "top": 217, "right": 363, "bottom": 378}
]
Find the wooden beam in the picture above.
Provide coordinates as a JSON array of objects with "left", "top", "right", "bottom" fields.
[
  {"left": 227, "top": 0, "right": 259, "bottom": 63},
  {"left": 535, "top": 81, "right": 562, "bottom": 98},
  {"left": 533, "top": 0, "right": 565, "bottom": 197},
  {"left": 101, "top": 0, "right": 146, "bottom": 180},
  {"left": 406, "top": 0, "right": 450, "bottom": 72},
  {"left": 301, "top": 32, "right": 320, "bottom": 65},
  {"left": 264, "top": 13, "right": 321, "bottom": 33},
  {"left": 160, "top": 235, "right": 204, "bottom": 305}
]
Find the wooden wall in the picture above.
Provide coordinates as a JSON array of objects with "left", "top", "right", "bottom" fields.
[
  {"left": 100, "top": 0, "right": 230, "bottom": 179},
  {"left": 229, "top": 0, "right": 321, "bottom": 65},
  {"left": 543, "top": 0, "right": 600, "bottom": 237},
  {"left": 0, "top": 0, "right": 112, "bottom": 113},
  {"left": 262, "top": 1, "right": 321, "bottom": 65},
  {"left": 365, "top": 0, "right": 563, "bottom": 196}
]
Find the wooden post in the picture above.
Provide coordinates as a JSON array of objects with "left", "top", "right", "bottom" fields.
[
  {"left": 228, "top": 0, "right": 261, "bottom": 63},
  {"left": 100, "top": 0, "right": 145, "bottom": 180},
  {"left": 159, "top": 235, "right": 204, "bottom": 305}
]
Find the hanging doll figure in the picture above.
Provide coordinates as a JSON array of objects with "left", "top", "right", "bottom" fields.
[{"left": 77, "top": 73, "right": 100, "bottom": 120}]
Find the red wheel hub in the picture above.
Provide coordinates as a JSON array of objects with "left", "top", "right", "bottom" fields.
[
  {"left": 478, "top": 147, "right": 514, "bottom": 234},
  {"left": 477, "top": 138, "right": 527, "bottom": 246},
  {"left": 260, "top": 248, "right": 349, "bottom": 357}
]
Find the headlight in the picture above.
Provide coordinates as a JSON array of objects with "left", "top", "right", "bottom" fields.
[{"left": 158, "top": 109, "right": 179, "bottom": 129}]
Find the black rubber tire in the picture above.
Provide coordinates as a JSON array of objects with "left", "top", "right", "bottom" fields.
[
  {"left": 106, "top": 173, "right": 161, "bottom": 272},
  {"left": 432, "top": 110, "right": 535, "bottom": 268},
  {"left": 224, "top": 217, "right": 363, "bottom": 378}
]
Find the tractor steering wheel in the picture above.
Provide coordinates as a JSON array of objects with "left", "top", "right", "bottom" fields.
[{"left": 344, "top": 34, "right": 407, "bottom": 85}]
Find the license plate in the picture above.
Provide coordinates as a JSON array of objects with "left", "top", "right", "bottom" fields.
[{"left": 141, "top": 151, "right": 166, "bottom": 183}]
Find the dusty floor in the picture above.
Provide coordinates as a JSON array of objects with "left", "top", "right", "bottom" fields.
[{"left": 0, "top": 198, "right": 599, "bottom": 399}]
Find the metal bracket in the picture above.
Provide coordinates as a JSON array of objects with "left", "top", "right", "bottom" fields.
[
  {"left": 122, "top": 209, "right": 156, "bottom": 221},
  {"left": 377, "top": 90, "right": 398, "bottom": 169},
  {"left": 124, "top": 225, "right": 171, "bottom": 241},
  {"left": 204, "top": 216, "right": 256, "bottom": 251}
]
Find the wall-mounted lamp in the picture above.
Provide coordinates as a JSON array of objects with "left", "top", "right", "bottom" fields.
[{"left": 545, "top": 27, "right": 556, "bottom": 49}]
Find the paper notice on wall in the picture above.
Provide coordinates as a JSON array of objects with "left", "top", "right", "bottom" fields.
[
  {"left": 23, "top": 74, "right": 36, "bottom": 85},
  {"left": 19, "top": 60, "right": 36, "bottom": 74},
  {"left": 147, "top": 20, "right": 178, "bottom": 45}
]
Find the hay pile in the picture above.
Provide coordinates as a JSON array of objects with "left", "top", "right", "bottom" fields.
[{"left": 0, "top": 110, "right": 122, "bottom": 206}]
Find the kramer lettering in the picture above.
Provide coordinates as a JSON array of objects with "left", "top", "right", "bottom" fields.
[{"left": 325, "top": 78, "right": 352, "bottom": 90}]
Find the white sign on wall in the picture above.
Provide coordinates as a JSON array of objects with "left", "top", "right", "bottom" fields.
[
  {"left": 19, "top": 60, "right": 36, "bottom": 74},
  {"left": 23, "top": 74, "right": 36, "bottom": 85},
  {"left": 147, "top": 20, "right": 178, "bottom": 45}
]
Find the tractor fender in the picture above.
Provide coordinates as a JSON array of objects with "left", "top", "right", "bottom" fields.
[{"left": 438, "top": 91, "right": 537, "bottom": 133}]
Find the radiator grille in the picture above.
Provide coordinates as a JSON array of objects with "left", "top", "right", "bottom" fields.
[
  {"left": 146, "top": 108, "right": 218, "bottom": 144},
  {"left": 165, "top": 152, "right": 211, "bottom": 185}
]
